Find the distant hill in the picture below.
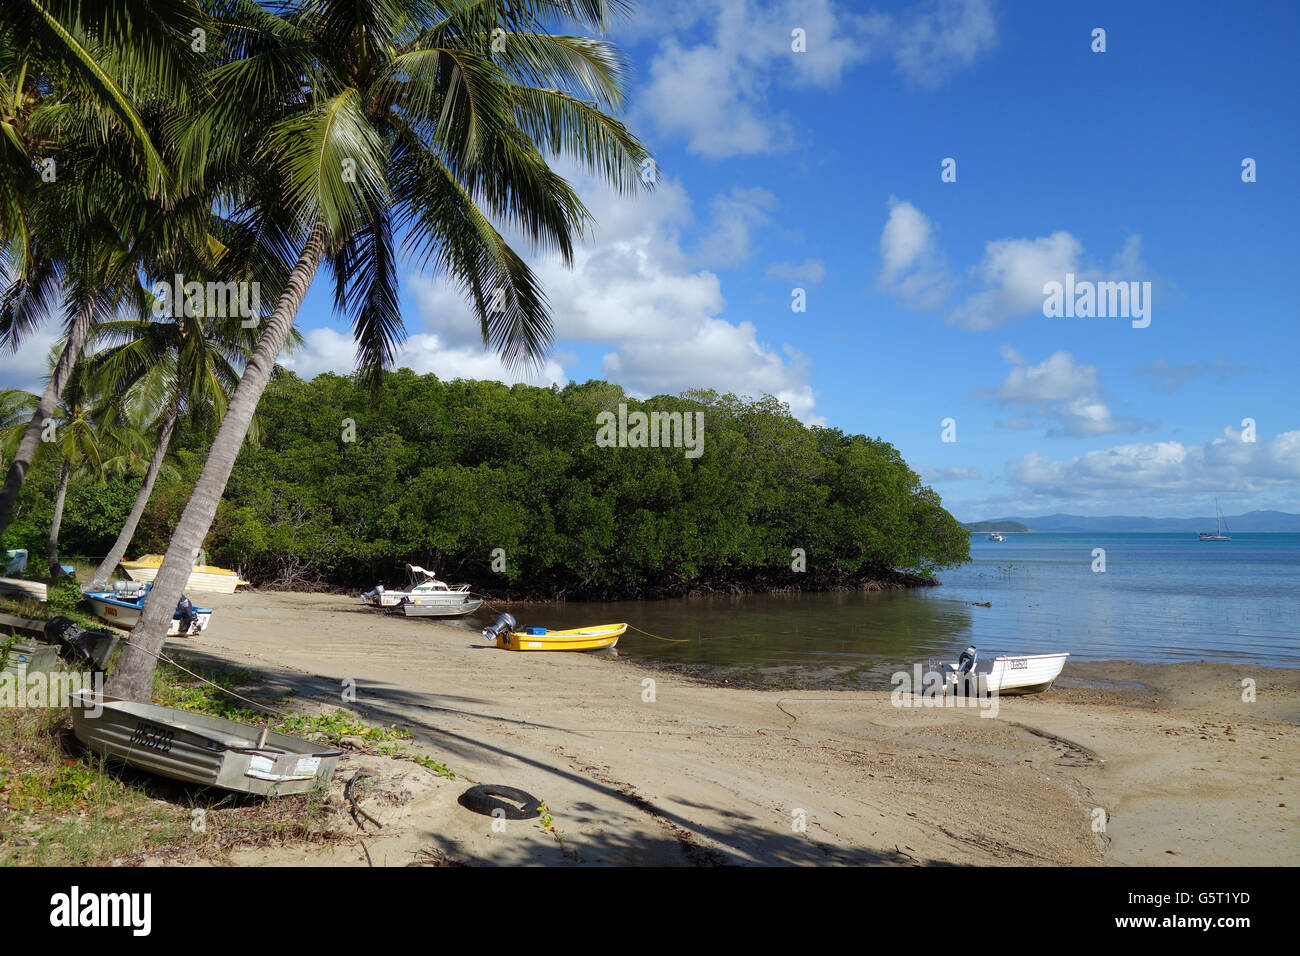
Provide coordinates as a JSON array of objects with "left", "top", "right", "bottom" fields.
[
  {"left": 961, "top": 520, "right": 1031, "bottom": 533},
  {"left": 964, "top": 510, "right": 1300, "bottom": 533}
]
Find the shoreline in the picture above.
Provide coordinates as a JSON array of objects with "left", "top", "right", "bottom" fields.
[{"left": 147, "top": 589, "right": 1298, "bottom": 866}]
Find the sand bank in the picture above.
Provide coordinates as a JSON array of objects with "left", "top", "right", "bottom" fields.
[{"left": 169, "top": 590, "right": 1296, "bottom": 866}]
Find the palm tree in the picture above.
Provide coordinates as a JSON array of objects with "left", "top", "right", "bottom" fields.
[
  {"left": 0, "top": 0, "right": 204, "bottom": 537},
  {"left": 81, "top": 277, "right": 296, "bottom": 591},
  {"left": 3, "top": 358, "right": 146, "bottom": 576},
  {"left": 110, "top": 0, "right": 650, "bottom": 700}
]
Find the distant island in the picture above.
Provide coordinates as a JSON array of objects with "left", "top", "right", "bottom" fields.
[
  {"left": 961, "top": 521, "right": 1032, "bottom": 533},
  {"left": 961, "top": 510, "right": 1300, "bottom": 533}
]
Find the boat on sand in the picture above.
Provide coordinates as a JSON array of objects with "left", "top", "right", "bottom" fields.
[
  {"left": 362, "top": 565, "right": 475, "bottom": 609},
  {"left": 120, "top": 554, "right": 248, "bottom": 593},
  {"left": 931, "top": 645, "right": 1069, "bottom": 695},
  {"left": 67, "top": 690, "right": 341, "bottom": 796},
  {"left": 83, "top": 582, "right": 212, "bottom": 636}
]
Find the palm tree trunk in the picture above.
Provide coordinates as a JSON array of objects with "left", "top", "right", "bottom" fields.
[
  {"left": 47, "top": 460, "right": 70, "bottom": 577},
  {"left": 108, "top": 222, "right": 328, "bottom": 701},
  {"left": 87, "top": 388, "right": 183, "bottom": 591},
  {"left": 0, "top": 302, "right": 95, "bottom": 537}
]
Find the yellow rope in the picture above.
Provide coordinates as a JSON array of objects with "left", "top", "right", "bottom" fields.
[{"left": 625, "top": 623, "right": 689, "bottom": 643}]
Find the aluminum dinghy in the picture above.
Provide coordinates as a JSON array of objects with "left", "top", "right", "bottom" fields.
[{"left": 68, "top": 691, "right": 342, "bottom": 796}]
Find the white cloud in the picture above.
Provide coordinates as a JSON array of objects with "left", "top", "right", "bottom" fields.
[
  {"left": 894, "top": 0, "right": 998, "bottom": 88},
  {"left": 876, "top": 196, "right": 953, "bottom": 309},
  {"left": 279, "top": 326, "right": 567, "bottom": 386},
  {"left": 692, "top": 187, "right": 777, "bottom": 268},
  {"left": 949, "top": 232, "right": 1150, "bottom": 331},
  {"left": 921, "top": 465, "right": 982, "bottom": 482},
  {"left": 1133, "top": 355, "right": 1256, "bottom": 392},
  {"left": 637, "top": 0, "right": 990, "bottom": 158},
  {"left": 977, "top": 347, "right": 1139, "bottom": 438},
  {"left": 765, "top": 258, "right": 827, "bottom": 285},
  {"left": 398, "top": 169, "right": 820, "bottom": 421},
  {"left": 1005, "top": 428, "right": 1300, "bottom": 504},
  {"left": 0, "top": 325, "right": 58, "bottom": 394}
]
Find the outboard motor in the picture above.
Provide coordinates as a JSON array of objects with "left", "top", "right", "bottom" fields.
[
  {"left": 175, "top": 594, "right": 199, "bottom": 634},
  {"left": 957, "top": 645, "right": 978, "bottom": 676},
  {"left": 482, "top": 612, "right": 517, "bottom": 642}
]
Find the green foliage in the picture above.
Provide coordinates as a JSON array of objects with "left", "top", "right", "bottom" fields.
[
  {"left": 155, "top": 370, "right": 966, "bottom": 595},
  {"left": 7, "top": 367, "right": 969, "bottom": 597}
]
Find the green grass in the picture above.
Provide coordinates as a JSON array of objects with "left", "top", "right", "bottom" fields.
[{"left": 0, "top": 653, "right": 457, "bottom": 866}]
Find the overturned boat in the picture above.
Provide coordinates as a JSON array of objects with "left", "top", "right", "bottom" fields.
[
  {"left": 482, "top": 613, "right": 625, "bottom": 652},
  {"left": 121, "top": 554, "right": 248, "bottom": 593},
  {"left": 932, "top": 645, "right": 1069, "bottom": 695},
  {"left": 83, "top": 582, "right": 212, "bottom": 636},
  {"left": 362, "top": 565, "right": 475, "bottom": 610},
  {"left": 68, "top": 690, "right": 342, "bottom": 796}
]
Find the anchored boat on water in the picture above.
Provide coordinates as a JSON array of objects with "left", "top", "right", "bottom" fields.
[
  {"left": 121, "top": 554, "right": 248, "bottom": 593},
  {"left": 1198, "top": 497, "right": 1232, "bottom": 541},
  {"left": 67, "top": 691, "right": 341, "bottom": 796},
  {"left": 482, "top": 613, "right": 625, "bottom": 652},
  {"left": 931, "top": 645, "right": 1069, "bottom": 695},
  {"left": 82, "top": 582, "right": 212, "bottom": 636}
]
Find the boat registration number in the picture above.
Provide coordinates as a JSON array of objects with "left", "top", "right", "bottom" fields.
[
  {"left": 1008, "top": 658, "right": 1028, "bottom": 670},
  {"left": 104, "top": 607, "right": 118, "bottom": 617},
  {"left": 129, "top": 721, "right": 175, "bottom": 753}
]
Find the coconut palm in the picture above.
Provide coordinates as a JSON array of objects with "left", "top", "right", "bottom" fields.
[
  {"left": 110, "top": 0, "right": 650, "bottom": 700},
  {"left": 3, "top": 358, "right": 147, "bottom": 576},
  {"left": 81, "top": 274, "right": 299, "bottom": 591},
  {"left": 0, "top": 0, "right": 205, "bottom": 537}
]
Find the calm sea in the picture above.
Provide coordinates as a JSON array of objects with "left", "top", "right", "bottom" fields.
[{"left": 465, "top": 533, "right": 1300, "bottom": 686}]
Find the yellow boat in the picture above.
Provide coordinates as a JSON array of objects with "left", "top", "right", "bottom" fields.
[
  {"left": 120, "top": 554, "right": 249, "bottom": 594},
  {"left": 495, "top": 623, "right": 626, "bottom": 652}
]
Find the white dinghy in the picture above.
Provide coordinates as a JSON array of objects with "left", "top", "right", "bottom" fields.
[{"left": 932, "top": 645, "right": 1069, "bottom": 696}]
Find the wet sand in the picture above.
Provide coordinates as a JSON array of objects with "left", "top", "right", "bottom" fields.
[{"left": 172, "top": 590, "right": 1297, "bottom": 866}]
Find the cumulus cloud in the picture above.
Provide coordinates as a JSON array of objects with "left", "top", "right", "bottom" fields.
[
  {"left": 976, "top": 346, "right": 1141, "bottom": 438},
  {"left": 279, "top": 326, "right": 567, "bottom": 386},
  {"left": 636, "top": 0, "right": 992, "bottom": 158},
  {"left": 1005, "top": 428, "right": 1300, "bottom": 504},
  {"left": 392, "top": 169, "right": 821, "bottom": 421},
  {"left": 876, "top": 197, "right": 953, "bottom": 309},
  {"left": 949, "top": 232, "right": 1150, "bottom": 331}
]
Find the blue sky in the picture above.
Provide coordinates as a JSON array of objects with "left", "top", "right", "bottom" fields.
[{"left": 6, "top": 0, "right": 1296, "bottom": 520}]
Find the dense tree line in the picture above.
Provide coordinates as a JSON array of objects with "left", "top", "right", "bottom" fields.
[{"left": 4, "top": 370, "right": 969, "bottom": 599}]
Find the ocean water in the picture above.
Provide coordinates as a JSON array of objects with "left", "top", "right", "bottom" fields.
[{"left": 472, "top": 533, "right": 1300, "bottom": 682}]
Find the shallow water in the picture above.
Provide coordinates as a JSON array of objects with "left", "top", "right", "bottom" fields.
[{"left": 459, "top": 533, "right": 1300, "bottom": 686}]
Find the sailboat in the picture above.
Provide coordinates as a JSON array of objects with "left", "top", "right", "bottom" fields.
[{"left": 1198, "top": 498, "right": 1231, "bottom": 541}]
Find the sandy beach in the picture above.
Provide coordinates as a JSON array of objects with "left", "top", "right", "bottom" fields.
[{"left": 167, "top": 590, "right": 1297, "bottom": 867}]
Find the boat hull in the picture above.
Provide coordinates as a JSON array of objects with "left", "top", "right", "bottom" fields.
[
  {"left": 121, "top": 555, "right": 245, "bottom": 594},
  {"left": 68, "top": 691, "right": 341, "bottom": 796},
  {"left": 981, "top": 653, "right": 1069, "bottom": 694},
  {"left": 399, "top": 599, "right": 483, "bottom": 617},
  {"left": 84, "top": 594, "right": 212, "bottom": 636},
  {"left": 496, "top": 623, "right": 626, "bottom": 652}
]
